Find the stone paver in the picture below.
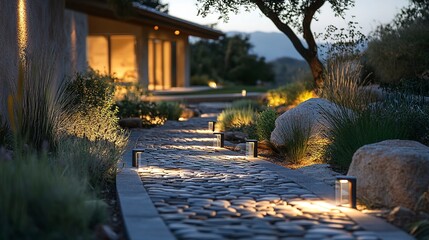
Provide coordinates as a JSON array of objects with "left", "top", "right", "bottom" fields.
[{"left": 121, "top": 116, "right": 413, "bottom": 240}]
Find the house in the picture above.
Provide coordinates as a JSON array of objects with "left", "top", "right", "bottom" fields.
[
  {"left": 0, "top": 0, "right": 223, "bottom": 115},
  {"left": 66, "top": 0, "right": 224, "bottom": 92}
]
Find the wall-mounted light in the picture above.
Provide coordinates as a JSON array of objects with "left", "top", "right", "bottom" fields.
[
  {"left": 213, "top": 132, "right": 224, "bottom": 148},
  {"left": 174, "top": 30, "right": 180, "bottom": 35},
  {"left": 246, "top": 139, "right": 258, "bottom": 158},
  {"left": 335, "top": 176, "right": 357, "bottom": 209},
  {"left": 208, "top": 121, "right": 216, "bottom": 131},
  {"left": 154, "top": 25, "right": 159, "bottom": 30},
  {"left": 132, "top": 148, "right": 144, "bottom": 168}
]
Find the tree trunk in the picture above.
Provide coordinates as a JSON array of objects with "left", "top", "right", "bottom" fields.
[{"left": 307, "top": 56, "right": 325, "bottom": 89}]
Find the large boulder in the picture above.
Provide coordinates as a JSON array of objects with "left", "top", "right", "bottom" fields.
[
  {"left": 270, "top": 98, "right": 341, "bottom": 146},
  {"left": 348, "top": 140, "right": 429, "bottom": 210}
]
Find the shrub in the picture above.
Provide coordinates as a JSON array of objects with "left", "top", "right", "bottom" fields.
[
  {"left": 256, "top": 109, "right": 276, "bottom": 141},
  {"left": 56, "top": 136, "right": 123, "bottom": 190},
  {"left": 276, "top": 119, "right": 312, "bottom": 165},
  {"left": 321, "top": 57, "right": 375, "bottom": 111},
  {"left": 62, "top": 70, "right": 128, "bottom": 149},
  {"left": 6, "top": 50, "right": 66, "bottom": 151},
  {"left": 365, "top": 20, "right": 429, "bottom": 85},
  {"left": 266, "top": 81, "right": 312, "bottom": 107},
  {"left": 230, "top": 99, "right": 263, "bottom": 111},
  {"left": 156, "top": 101, "right": 183, "bottom": 121},
  {"left": 0, "top": 156, "right": 107, "bottom": 239},
  {"left": 191, "top": 74, "right": 212, "bottom": 86},
  {"left": 322, "top": 104, "right": 410, "bottom": 170},
  {"left": 217, "top": 107, "right": 257, "bottom": 131}
]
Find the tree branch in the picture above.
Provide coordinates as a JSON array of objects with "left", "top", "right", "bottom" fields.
[
  {"left": 302, "top": 0, "right": 326, "bottom": 55},
  {"left": 252, "top": 0, "right": 310, "bottom": 59}
]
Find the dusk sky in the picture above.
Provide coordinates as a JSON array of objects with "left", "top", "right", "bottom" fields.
[{"left": 166, "top": 0, "right": 409, "bottom": 35}]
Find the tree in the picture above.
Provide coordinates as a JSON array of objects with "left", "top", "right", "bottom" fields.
[
  {"left": 197, "top": 0, "right": 355, "bottom": 88},
  {"left": 191, "top": 34, "right": 274, "bottom": 85}
]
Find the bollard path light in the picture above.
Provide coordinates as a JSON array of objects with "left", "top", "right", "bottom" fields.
[
  {"left": 246, "top": 139, "right": 258, "bottom": 158},
  {"left": 208, "top": 121, "right": 216, "bottom": 132},
  {"left": 335, "top": 176, "right": 357, "bottom": 209},
  {"left": 132, "top": 148, "right": 144, "bottom": 168},
  {"left": 213, "top": 132, "right": 225, "bottom": 148}
]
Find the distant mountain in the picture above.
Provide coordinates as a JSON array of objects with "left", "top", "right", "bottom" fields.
[
  {"left": 227, "top": 31, "right": 303, "bottom": 61},
  {"left": 269, "top": 57, "right": 311, "bottom": 86}
]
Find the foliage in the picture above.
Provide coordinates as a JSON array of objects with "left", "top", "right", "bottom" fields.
[
  {"left": 266, "top": 81, "right": 313, "bottom": 107},
  {"left": 57, "top": 136, "right": 123, "bottom": 190},
  {"left": 410, "top": 220, "right": 429, "bottom": 240},
  {"left": 365, "top": 0, "right": 429, "bottom": 86},
  {"left": 65, "top": 69, "right": 115, "bottom": 112},
  {"left": 0, "top": 156, "right": 107, "bottom": 239},
  {"left": 275, "top": 118, "right": 312, "bottom": 165},
  {"left": 62, "top": 70, "right": 128, "bottom": 148},
  {"left": 217, "top": 107, "right": 257, "bottom": 132},
  {"left": 115, "top": 99, "right": 161, "bottom": 126},
  {"left": 191, "top": 74, "right": 213, "bottom": 86},
  {"left": 191, "top": 34, "right": 274, "bottom": 85},
  {"left": 321, "top": 56, "right": 375, "bottom": 111},
  {"left": 256, "top": 109, "right": 277, "bottom": 141},
  {"left": 136, "top": 0, "right": 168, "bottom": 13},
  {"left": 156, "top": 101, "right": 183, "bottom": 121},
  {"left": 196, "top": 0, "right": 356, "bottom": 87},
  {"left": 0, "top": 115, "right": 11, "bottom": 148},
  {"left": 6, "top": 49, "right": 67, "bottom": 151},
  {"left": 230, "top": 99, "right": 263, "bottom": 111}
]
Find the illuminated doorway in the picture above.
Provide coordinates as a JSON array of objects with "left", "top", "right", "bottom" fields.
[
  {"left": 148, "top": 39, "right": 177, "bottom": 90},
  {"left": 87, "top": 35, "right": 138, "bottom": 82}
]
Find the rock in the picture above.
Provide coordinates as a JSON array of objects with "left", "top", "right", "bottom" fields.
[
  {"left": 348, "top": 140, "right": 429, "bottom": 210},
  {"left": 387, "top": 206, "right": 416, "bottom": 228},
  {"left": 270, "top": 98, "right": 342, "bottom": 146},
  {"left": 95, "top": 224, "right": 119, "bottom": 240},
  {"left": 118, "top": 117, "right": 142, "bottom": 128}
]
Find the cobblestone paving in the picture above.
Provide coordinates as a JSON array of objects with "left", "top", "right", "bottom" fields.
[{"left": 135, "top": 118, "right": 380, "bottom": 240}]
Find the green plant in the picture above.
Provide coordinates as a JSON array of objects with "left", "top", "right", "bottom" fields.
[
  {"left": 0, "top": 155, "right": 107, "bottom": 239},
  {"left": 0, "top": 115, "right": 11, "bottom": 148},
  {"left": 7, "top": 49, "right": 67, "bottom": 151},
  {"left": 217, "top": 107, "right": 257, "bottom": 131},
  {"left": 230, "top": 99, "right": 263, "bottom": 111},
  {"left": 56, "top": 136, "right": 123, "bottom": 190},
  {"left": 266, "top": 81, "right": 312, "bottom": 107},
  {"left": 256, "top": 109, "right": 277, "bottom": 141},
  {"left": 156, "top": 101, "right": 183, "bottom": 121},
  {"left": 275, "top": 118, "right": 312, "bottom": 165},
  {"left": 322, "top": 105, "right": 409, "bottom": 170},
  {"left": 321, "top": 56, "right": 375, "bottom": 111},
  {"left": 62, "top": 70, "right": 128, "bottom": 149},
  {"left": 410, "top": 220, "right": 429, "bottom": 240}
]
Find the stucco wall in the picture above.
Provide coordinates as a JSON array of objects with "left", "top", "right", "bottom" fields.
[
  {"left": 0, "top": 0, "right": 18, "bottom": 118},
  {"left": 0, "top": 0, "right": 85, "bottom": 122},
  {"left": 64, "top": 10, "right": 88, "bottom": 76}
]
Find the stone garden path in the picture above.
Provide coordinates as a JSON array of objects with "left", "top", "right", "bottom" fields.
[{"left": 117, "top": 114, "right": 413, "bottom": 240}]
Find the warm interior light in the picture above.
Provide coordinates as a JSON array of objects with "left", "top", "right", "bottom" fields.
[
  {"left": 174, "top": 30, "right": 180, "bottom": 35},
  {"left": 339, "top": 179, "right": 349, "bottom": 183},
  {"left": 154, "top": 25, "right": 159, "bottom": 30},
  {"left": 17, "top": 0, "right": 28, "bottom": 59},
  {"left": 70, "top": 14, "right": 77, "bottom": 72}
]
